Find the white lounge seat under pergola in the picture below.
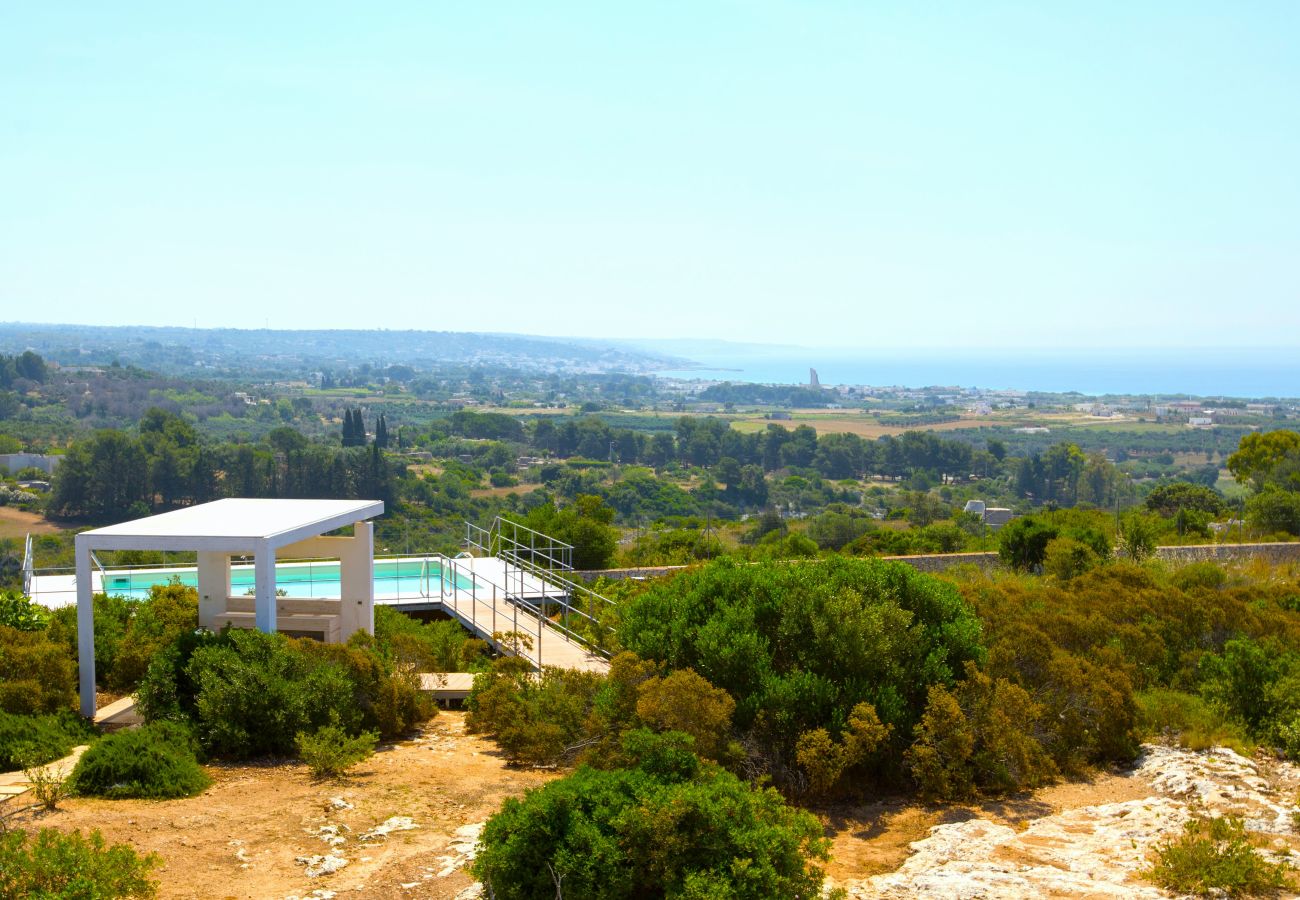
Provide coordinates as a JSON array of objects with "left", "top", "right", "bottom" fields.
[{"left": 74, "top": 498, "right": 383, "bottom": 717}]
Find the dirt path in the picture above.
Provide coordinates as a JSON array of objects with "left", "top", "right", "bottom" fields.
[{"left": 9, "top": 713, "right": 555, "bottom": 900}]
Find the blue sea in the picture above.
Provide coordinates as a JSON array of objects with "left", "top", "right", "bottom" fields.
[{"left": 653, "top": 347, "right": 1300, "bottom": 398}]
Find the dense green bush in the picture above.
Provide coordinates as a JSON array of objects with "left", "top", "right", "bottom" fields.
[
  {"left": 959, "top": 560, "right": 1300, "bottom": 768},
  {"left": 108, "top": 581, "right": 198, "bottom": 692},
  {"left": 998, "top": 512, "right": 1110, "bottom": 572},
  {"left": 43, "top": 582, "right": 199, "bottom": 695},
  {"left": 906, "top": 663, "right": 1056, "bottom": 800},
  {"left": 70, "top": 722, "right": 210, "bottom": 799},
  {"left": 468, "top": 658, "right": 605, "bottom": 765},
  {"left": 619, "top": 556, "right": 984, "bottom": 785},
  {"left": 467, "top": 652, "right": 743, "bottom": 770},
  {"left": 1136, "top": 689, "right": 1252, "bottom": 754},
  {"left": 0, "top": 709, "right": 95, "bottom": 770},
  {"left": 0, "top": 590, "right": 48, "bottom": 631},
  {"left": 296, "top": 724, "right": 378, "bottom": 778},
  {"left": 1144, "top": 815, "right": 1292, "bottom": 897},
  {"left": 47, "top": 592, "right": 132, "bottom": 690},
  {"left": 0, "top": 623, "right": 77, "bottom": 715},
  {"left": 138, "top": 627, "right": 432, "bottom": 760},
  {"left": 0, "top": 828, "right": 160, "bottom": 899},
  {"left": 1198, "top": 637, "right": 1300, "bottom": 758},
  {"left": 373, "top": 605, "right": 485, "bottom": 672},
  {"left": 473, "top": 730, "right": 834, "bottom": 899}
]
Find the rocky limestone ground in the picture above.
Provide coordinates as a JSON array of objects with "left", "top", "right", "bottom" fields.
[{"left": 828, "top": 743, "right": 1300, "bottom": 899}]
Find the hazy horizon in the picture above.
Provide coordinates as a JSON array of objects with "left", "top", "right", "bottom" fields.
[{"left": 4, "top": 4, "right": 1298, "bottom": 348}]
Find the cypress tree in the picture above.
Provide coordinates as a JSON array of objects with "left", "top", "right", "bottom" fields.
[
  {"left": 375, "top": 414, "right": 389, "bottom": 449},
  {"left": 341, "top": 410, "right": 355, "bottom": 446},
  {"left": 354, "top": 408, "right": 367, "bottom": 445}
]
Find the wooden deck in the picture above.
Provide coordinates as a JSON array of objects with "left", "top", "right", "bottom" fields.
[{"left": 381, "top": 556, "right": 611, "bottom": 674}]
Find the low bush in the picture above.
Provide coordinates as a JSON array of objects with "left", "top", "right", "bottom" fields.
[
  {"left": 467, "top": 659, "right": 605, "bottom": 765},
  {"left": 1144, "top": 815, "right": 1292, "bottom": 897},
  {"left": 1137, "top": 689, "right": 1253, "bottom": 754},
  {"left": 71, "top": 722, "right": 210, "bottom": 799},
  {"left": 906, "top": 663, "right": 1056, "bottom": 800},
  {"left": 618, "top": 556, "right": 985, "bottom": 787},
  {"left": 108, "top": 581, "right": 198, "bottom": 692},
  {"left": 373, "top": 605, "right": 485, "bottom": 672},
  {"left": 473, "top": 730, "right": 835, "bottom": 899},
  {"left": 0, "top": 624, "right": 77, "bottom": 715},
  {"left": 0, "top": 827, "right": 160, "bottom": 899},
  {"left": 138, "top": 628, "right": 432, "bottom": 760},
  {"left": 0, "top": 709, "right": 95, "bottom": 770},
  {"left": 296, "top": 724, "right": 378, "bottom": 778},
  {"left": 46, "top": 593, "right": 132, "bottom": 691},
  {"left": 0, "top": 590, "right": 48, "bottom": 631}
]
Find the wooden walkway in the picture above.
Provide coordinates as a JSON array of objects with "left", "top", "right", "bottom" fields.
[{"left": 381, "top": 556, "right": 610, "bottom": 674}]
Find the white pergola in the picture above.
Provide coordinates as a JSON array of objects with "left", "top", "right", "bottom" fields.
[{"left": 75, "top": 498, "right": 383, "bottom": 717}]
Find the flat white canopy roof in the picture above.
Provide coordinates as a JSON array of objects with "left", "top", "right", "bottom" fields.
[{"left": 77, "top": 498, "right": 384, "bottom": 552}]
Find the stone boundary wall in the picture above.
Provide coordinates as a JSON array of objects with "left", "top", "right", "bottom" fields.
[
  {"left": 573, "top": 542, "right": 1300, "bottom": 583},
  {"left": 1152, "top": 542, "right": 1300, "bottom": 565}
]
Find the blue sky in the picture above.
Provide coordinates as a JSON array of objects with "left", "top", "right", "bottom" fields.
[{"left": 2, "top": 2, "right": 1296, "bottom": 348}]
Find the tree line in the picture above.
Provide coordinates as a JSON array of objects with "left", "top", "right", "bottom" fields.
[{"left": 49, "top": 409, "right": 396, "bottom": 521}]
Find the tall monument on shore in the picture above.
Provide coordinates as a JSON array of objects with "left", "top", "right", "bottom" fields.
[{"left": 809, "top": 368, "right": 820, "bottom": 388}]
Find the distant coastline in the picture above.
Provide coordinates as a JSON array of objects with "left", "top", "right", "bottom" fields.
[{"left": 652, "top": 348, "right": 1300, "bottom": 399}]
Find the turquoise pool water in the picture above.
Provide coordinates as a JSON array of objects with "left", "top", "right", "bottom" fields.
[{"left": 99, "top": 558, "right": 476, "bottom": 600}]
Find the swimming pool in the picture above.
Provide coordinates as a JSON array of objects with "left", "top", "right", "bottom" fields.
[{"left": 98, "top": 558, "right": 477, "bottom": 600}]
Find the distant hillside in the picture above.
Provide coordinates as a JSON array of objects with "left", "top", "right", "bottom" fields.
[{"left": 0, "top": 323, "right": 686, "bottom": 378}]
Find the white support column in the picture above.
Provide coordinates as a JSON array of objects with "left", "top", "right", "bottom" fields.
[
  {"left": 74, "top": 536, "right": 96, "bottom": 718},
  {"left": 339, "top": 521, "right": 374, "bottom": 640},
  {"left": 196, "top": 551, "right": 231, "bottom": 630},
  {"left": 254, "top": 540, "right": 277, "bottom": 633}
]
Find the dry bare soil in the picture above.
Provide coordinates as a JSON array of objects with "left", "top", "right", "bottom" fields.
[
  {"left": 10, "top": 713, "right": 555, "bottom": 900},
  {"left": 0, "top": 505, "right": 58, "bottom": 539}
]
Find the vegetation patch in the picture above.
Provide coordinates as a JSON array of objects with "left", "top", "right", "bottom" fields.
[
  {"left": 71, "top": 722, "right": 210, "bottom": 799},
  {"left": 1144, "top": 815, "right": 1293, "bottom": 897},
  {"left": 0, "top": 709, "right": 94, "bottom": 771},
  {"left": 296, "top": 723, "right": 378, "bottom": 778},
  {"left": 138, "top": 627, "right": 432, "bottom": 760},
  {"left": 0, "top": 827, "right": 160, "bottom": 899},
  {"left": 473, "top": 730, "right": 835, "bottom": 899}
]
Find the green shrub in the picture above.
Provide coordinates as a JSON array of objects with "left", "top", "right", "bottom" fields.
[
  {"left": 0, "top": 827, "right": 160, "bottom": 899},
  {"left": 373, "top": 605, "right": 482, "bottom": 672},
  {"left": 0, "top": 623, "right": 77, "bottom": 715},
  {"left": 467, "top": 659, "right": 605, "bottom": 765},
  {"left": 46, "top": 593, "right": 131, "bottom": 690},
  {"left": 1137, "top": 689, "right": 1253, "bottom": 754},
  {"left": 1144, "top": 815, "right": 1292, "bottom": 897},
  {"left": 473, "top": 730, "right": 833, "bottom": 899},
  {"left": 71, "top": 722, "right": 210, "bottom": 799},
  {"left": 1042, "top": 536, "right": 1099, "bottom": 581},
  {"left": 138, "top": 628, "right": 432, "bottom": 760},
  {"left": 618, "top": 556, "right": 984, "bottom": 786},
  {"left": 0, "top": 590, "right": 48, "bottom": 631},
  {"left": 296, "top": 724, "right": 378, "bottom": 778},
  {"left": 108, "top": 581, "right": 199, "bottom": 692},
  {"left": 0, "top": 709, "right": 95, "bottom": 770},
  {"left": 906, "top": 664, "right": 1057, "bottom": 800}
]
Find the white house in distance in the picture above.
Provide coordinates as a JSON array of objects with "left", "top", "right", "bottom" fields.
[{"left": 73, "top": 498, "right": 382, "bottom": 717}]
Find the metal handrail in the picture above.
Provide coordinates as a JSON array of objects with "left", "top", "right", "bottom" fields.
[
  {"left": 22, "top": 533, "right": 33, "bottom": 596},
  {"left": 466, "top": 516, "right": 575, "bottom": 572}
]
